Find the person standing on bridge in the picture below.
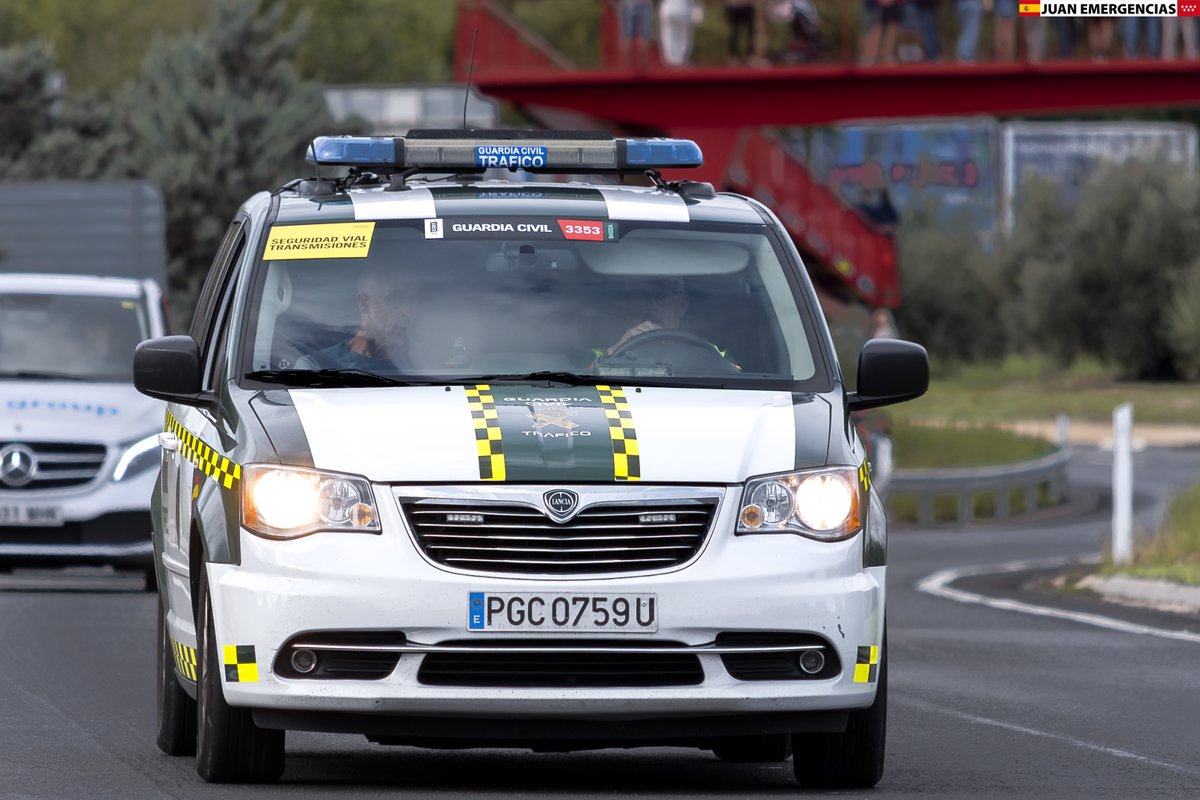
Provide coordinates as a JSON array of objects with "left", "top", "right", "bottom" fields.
[
  {"left": 954, "top": 0, "right": 984, "bottom": 62},
  {"left": 1162, "top": 15, "right": 1198, "bottom": 60},
  {"left": 660, "top": 0, "right": 702, "bottom": 66},
  {"left": 723, "top": 0, "right": 755, "bottom": 64},
  {"left": 619, "top": 0, "right": 655, "bottom": 70}
]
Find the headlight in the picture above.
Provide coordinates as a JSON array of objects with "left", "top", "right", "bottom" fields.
[
  {"left": 737, "top": 467, "right": 862, "bottom": 541},
  {"left": 242, "top": 465, "right": 380, "bottom": 539},
  {"left": 112, "top": 433, "right": 161, "bottom": 481}
]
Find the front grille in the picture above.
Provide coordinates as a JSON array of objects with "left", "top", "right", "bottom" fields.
[
  {"left": 402, "top": 499, "right": 716, "bottom": 575},
  {"left": 0, "top": 441, "right": 106, "bottom": 491},
  {"left": 417, "top": 639, "right": 704, "bottom": 688}
]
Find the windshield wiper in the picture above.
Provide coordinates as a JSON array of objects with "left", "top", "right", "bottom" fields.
[
  {"left": 0, "top": 370, "right": 87, "bottom": 382},
  {"left": 456, "top": 371, "right": 605, "bottom": 387},
  {"left": 245, "top": 369, "right": 427, "bottom": 388}
]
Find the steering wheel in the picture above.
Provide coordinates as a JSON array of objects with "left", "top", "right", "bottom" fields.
[
  {"left": 609, "top": 328, "right": 718, "bottom": 356},
  {"left": 607, "top": 328, "right": 740, "bottom": 374}
]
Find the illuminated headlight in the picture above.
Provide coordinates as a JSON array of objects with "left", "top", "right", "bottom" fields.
[
  {"left": 242, "top": 465, "right": 380, "bottom": 539},
  {"left": 737, "top": 467, "right": 862, "bottom": 541},
  {"left": 112, "top": 433, "right": 161, "bottom": 482}
]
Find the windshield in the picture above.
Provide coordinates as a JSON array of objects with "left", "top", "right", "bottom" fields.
[
  {"left": 242, "top": 218, "right": 828, "bottom": 389},
  {"left": 0, "top": 292, "right": 149, "bottom": 382}
]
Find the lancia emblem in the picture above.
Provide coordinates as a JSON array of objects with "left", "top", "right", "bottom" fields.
[
  {"left": 0, "top": 444, "right": 38, "bottom": 488},
  {"left": 544, "top": 489, "right": 579, "bottom": 521}
]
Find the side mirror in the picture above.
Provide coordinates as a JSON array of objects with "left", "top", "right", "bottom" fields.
[
  {"left": 847, "top": 338, "right": 928, "bottom": 413},
  {"left": 133, "top": 335, "right": 212, "bottom": 407}
]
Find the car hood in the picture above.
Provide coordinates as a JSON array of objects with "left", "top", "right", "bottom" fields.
[
  {"left": 0, "top": 380, "right": 164, "bottom": 445},
  {"left": 284, "top": 385, "right": 832, "bottom": 484}
]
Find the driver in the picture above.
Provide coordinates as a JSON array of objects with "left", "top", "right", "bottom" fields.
[
  {"left": 606, "top": 278, "right": 688, "bottom": 356},
  {"left": 297, "top": 265, "right": 418, "bottom": 371}
]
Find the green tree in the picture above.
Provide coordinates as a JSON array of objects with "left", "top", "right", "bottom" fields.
[
  {"left": 288, "top": 0, "right": 455, "bottom": 84},
  {"left": 1167, "top": 257, "right": 1200, "bottom": 379},
  {"left": 894, "top": 206, "right": 1004, "bottom": 368},
  {"left": 108, "top": 0, "right": 333, "bottom": 325},
  {"left": 1008, "top": 162, "right": 1200, "bottom": 378},
  {"left": 0, "top": 41, "right": 60, "bottom": 170},
  {"left": 0, "top": 0, "right": 209, "bottom": 94}
]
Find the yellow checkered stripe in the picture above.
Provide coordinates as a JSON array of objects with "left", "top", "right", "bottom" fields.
[
  {"left": 854, "top": 645, "right": 880, "bottom": 683},
  {"left": 596, "top": 385, "right": 640, "bottom": 481},
  {"left": 465, "top": 385, "right": 506, "bottom": 481},
  {"left": 171, "top": 638, "right": 198, "bottom": 682},
  {"left": 859, "top": 461, "right": 871, "bottom": 493},
  {"left": 223, "top": 644, "right": 259, "bottom": 683},
  {"left": 164, "top": 410, "right": 242, "bottom": 491}
]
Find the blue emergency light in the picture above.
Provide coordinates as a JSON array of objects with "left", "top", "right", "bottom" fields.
[{"left": 306, "top": 131, "right": 703, "bottom": 172}]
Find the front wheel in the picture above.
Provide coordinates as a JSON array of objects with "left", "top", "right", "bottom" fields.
[
  {"left": 791, "top": 648, "right": 886, "bottom": 788},
  {"left": 155, "top": 593, "right": 196, "bottom": 755},
  {"left": 195, "top": 567, "right": 284, "bottom": 783}
]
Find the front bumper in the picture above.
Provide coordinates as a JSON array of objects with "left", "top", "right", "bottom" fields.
[
  {"left": 206, "top": 485, "right": 885, "bottom": 733},
  {"left": 0, "top": 469, "right": 156, "bottom": 565}
]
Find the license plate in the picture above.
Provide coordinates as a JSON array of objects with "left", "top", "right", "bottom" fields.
[
  {"left": 468, "top": 592, "right": 657, "bottom": 633},
  {"left": 0, "top": 505, "right": 63, "bottom": 526}
]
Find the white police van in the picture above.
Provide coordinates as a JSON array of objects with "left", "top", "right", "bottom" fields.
[
  {"left": 135, "top": 131, "right": 927, "bottom": 786},
  {"left": 0, "top": 273, "right": 165, "bottom": 580}
]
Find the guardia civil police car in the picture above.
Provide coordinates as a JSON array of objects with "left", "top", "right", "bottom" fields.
[{"left": 135, "top": 131, "right": 927, "bottom": 787}]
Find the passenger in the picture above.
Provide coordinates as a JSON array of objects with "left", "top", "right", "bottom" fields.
[{"left": 297, "top": 266, "right": 418, "bottom": 371}]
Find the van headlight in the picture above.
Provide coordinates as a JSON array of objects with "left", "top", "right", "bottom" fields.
[
  {"left": 112, "top": 433, "right": 161, "bottom": 481},
  {"left": 242, "top": 465, "right": 380, "bottom": 539},
  {"left": 737, "top": 467, "right": 862, "bottom": 541}
]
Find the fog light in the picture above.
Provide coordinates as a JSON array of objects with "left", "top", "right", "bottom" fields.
[
  {"left": 291, "top": 648, "right": 318, "bottom": 674},
  {"left": 798, "top": 650, "right": 825, "bottom": 675}
]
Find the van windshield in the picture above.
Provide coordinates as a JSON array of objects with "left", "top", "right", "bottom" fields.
[
  {"left": 0, "top": 293, "right": 148, "bottom": 382},
  {"left": 243, "top": 219, "right": 828, "bottom": 390}
]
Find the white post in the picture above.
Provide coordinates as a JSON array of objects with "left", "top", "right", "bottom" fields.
[
  {"left": 1112, "top": 403, "right": 1134, "bottom": 565},
  {"left": 1057, "top": 413, "right": 1070, "bottom": 447}
]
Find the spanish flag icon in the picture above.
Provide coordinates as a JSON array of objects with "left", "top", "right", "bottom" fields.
[{"left": 1018, "top": 2, "right": 1040, "bottom": 14}]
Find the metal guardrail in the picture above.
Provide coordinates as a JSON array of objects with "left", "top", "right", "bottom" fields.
[{"left": 887, "top": 448, "right": 1070, "bottom": 527}]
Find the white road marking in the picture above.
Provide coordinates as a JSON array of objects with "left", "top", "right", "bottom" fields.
[
  {"left": 899, "top": 696, "right": 1199, "bottom": 776},
  {"left": 916, "top": 556, "right": 1200, "bottom": 644}
]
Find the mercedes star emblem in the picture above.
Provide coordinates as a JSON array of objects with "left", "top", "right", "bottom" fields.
[{"left": 0, "top": 444, "right": 38, "bottom": 488}]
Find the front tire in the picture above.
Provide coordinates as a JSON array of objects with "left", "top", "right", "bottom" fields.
[
  {"left": 791, "top": 647, "right": 887, "bottom": 788},
  {"left": 195, "top": 567, "right": 284, "bottom": 783},
  {"left": 156, "top": 593, "right": 196, "bottom": 755}
]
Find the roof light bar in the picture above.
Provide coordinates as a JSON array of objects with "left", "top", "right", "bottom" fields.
[{"left": 306, "top": 133, "right": 703, "bottom": 172}]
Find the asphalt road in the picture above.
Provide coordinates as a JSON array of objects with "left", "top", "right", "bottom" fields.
[{"left": 1, "top": 445, "right": 1198, "bottom": 798}]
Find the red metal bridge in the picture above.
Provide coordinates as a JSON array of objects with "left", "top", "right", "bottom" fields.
[{"left": 455, "top": 0, "right": 1200, "bottom": 308}]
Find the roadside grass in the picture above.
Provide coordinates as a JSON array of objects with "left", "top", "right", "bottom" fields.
[
  {"left": 888, "top": 355, "right": 1200, "bottom": 426},
  {"left": 890, "top": 421, "right": 1056, "bottom": 469},
  {"left": 1105, "top": 483, "right": 1200, "bottom": 586}
]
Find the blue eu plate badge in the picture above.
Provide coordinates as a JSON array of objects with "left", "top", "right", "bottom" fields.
[{"left": 468, "top": 592, "right": 485, "bottom": 630}]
